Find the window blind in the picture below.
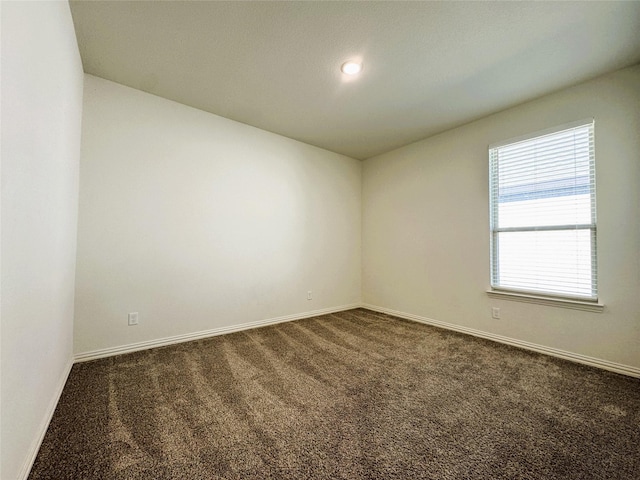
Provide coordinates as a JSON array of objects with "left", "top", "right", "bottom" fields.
[{"left": 489, "top": 120, "right": 597, "bottom": 300}]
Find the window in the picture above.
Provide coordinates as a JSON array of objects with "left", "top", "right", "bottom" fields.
[{"left": 489, "top": 120, "right": 597, "bottom": 301}]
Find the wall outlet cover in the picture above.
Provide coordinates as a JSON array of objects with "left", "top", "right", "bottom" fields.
[{"left": 128, "top": 312, "right": 139, "bottom": 325}]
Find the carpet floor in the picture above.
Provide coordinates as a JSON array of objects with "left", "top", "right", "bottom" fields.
[{"left": 29, "top": 308, "right": 640, "bottom": 479}]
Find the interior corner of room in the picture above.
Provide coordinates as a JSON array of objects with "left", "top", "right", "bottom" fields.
[{"left": 2, "top": 1, "right": 639, "bottom": 479}]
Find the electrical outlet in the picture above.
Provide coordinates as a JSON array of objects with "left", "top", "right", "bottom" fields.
[
  {"left": 491, "top": 307, "right": 501, "bottom": 319},
  {"left": 307, "top": 290, "right": 312, "bottom": 300},
  {"left": 128, "top": 312, "right": 139, "bottom": 326}
]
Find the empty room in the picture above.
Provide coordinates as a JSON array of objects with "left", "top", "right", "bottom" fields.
[{"left": 2, "top": 1, "right": 640, "bottom": 479}]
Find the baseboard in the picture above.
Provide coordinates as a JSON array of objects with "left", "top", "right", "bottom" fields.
[
  {"left": 362, "top": 303, "right": 640, "bottom": 379},
  {"left": 19, "top": 358, "right": 74, "bottom": 480},
  {"left": 74, "top": 303, "right": 361, "bottom": 363}
]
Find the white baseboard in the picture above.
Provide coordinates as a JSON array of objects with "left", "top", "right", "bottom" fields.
[
  {"left": 19, "top": 359, "right": 74, "bottom": 480},
  {"left": 74, "top": 303, "right": 361, "bottom": 363},
  {"left": 362, "top": 303, "right": 640, "bottom": 378}
]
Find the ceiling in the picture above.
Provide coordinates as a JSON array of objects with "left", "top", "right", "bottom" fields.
[{"left": 69, "top": 1, "right": 640, "bottom": 160}]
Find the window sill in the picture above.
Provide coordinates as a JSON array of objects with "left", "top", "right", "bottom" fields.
[{"left": 486, "top": 290, "right": 604, "bottom": 313}]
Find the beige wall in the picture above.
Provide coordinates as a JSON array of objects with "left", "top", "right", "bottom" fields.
[
  {"left": 362, "top": 65, "right": 640, "bottom": 369},
  {"left": 1, "top": 2, "right": 83, "bottom": 478},
  {"left": 74, "top": 75, "right": 361, "bottom": 355}
]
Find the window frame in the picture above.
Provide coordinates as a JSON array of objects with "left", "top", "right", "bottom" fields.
[{"left": 488, "top": 119, "right": 600, "bottom": 305}]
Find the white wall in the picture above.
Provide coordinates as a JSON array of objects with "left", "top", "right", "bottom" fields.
[
  {"left": 1, "top": 2, "right": 83, "bottom": 478},
  {"left": 363, "top": 65, "right": 640, "bottom": 370},
  {"left": 74, "top": 75, "right": 361, "bottom": 355}
]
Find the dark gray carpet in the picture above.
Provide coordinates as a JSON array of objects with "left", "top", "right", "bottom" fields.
[{"left": 29, "top": 308, "right": 640, "bottom": 479}]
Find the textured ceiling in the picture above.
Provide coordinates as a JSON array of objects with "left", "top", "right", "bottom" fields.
[{"left": 69, "top": 1, "right": 640, "bottom": 160}]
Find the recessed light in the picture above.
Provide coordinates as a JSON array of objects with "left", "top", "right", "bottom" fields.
[{"left": 341, "top": 61, "right": 363, "bottom": 76}]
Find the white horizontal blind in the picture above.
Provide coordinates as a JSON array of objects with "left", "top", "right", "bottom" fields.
[{"left": 489, "top": 120, "right": 597, "bottom": 300}]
